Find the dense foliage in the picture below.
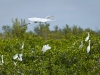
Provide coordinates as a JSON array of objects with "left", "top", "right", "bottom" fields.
[{"left": 0, "top": 19, "right": 100, "bottom": 75}]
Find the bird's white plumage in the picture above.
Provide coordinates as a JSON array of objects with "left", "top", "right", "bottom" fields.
[
  {"left": 21, "top": 42, "right": 24, "bottom": 49},
  {"left": 87, "top": 40, "right": 90, "bottom": 53},
  {"left": 18, "top": 54, "right": 23, "bottom": 61},
  {"left": 13, "top": 54, "right": 18, "bottom": 60},
  {"left": 42, "top": 44, "right": 51, "bottom": 53}
]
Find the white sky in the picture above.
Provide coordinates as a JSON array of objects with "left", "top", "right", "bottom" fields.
[{"left": 0, "top": 0, "right": 100, "bottom": 32}]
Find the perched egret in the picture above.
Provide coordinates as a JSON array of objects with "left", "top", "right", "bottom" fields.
[
  {"left": 87, "top": 40, "right": 90, "bottom": 53},
  {"left": 79, "top": 41, "right": 83, "bottom": 49},
  {"left": 85, "top": 32, "right": 90, "bottom": 42},
  {"left": 42, "top": 44, "right": 51, "bottom": 53}
]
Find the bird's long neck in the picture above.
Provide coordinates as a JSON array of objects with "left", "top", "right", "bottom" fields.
[{"left": 89, "top": 40, "right": 90, "bottom": 46}]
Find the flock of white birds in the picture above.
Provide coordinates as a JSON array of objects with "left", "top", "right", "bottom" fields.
[{"left": 0, "top": 32, "right": 90, "bottom": 66}]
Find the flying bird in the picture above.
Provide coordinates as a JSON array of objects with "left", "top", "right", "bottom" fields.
[
  {"left": 18, "top": 54, "right": 23, "bottom": 61},
  {"left": 23, "top": 16, "right": 55, "bottom": 26}
]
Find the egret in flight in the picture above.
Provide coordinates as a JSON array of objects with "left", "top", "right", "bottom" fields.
[{"left": 23, "top": 16, "right": 55, "bottom": 26}]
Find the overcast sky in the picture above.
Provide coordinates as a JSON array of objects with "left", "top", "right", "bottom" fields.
[{"left": 0, "top": 0, "right": 100, "bottom": 32}]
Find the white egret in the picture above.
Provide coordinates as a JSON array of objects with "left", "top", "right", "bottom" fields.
[
  {"left": 22, "top": 16, "right": 55, "bottom": 26},
  {"left": 14, "top": 61, "right": 17, "bottom": 66},
  {"left": 85, "top": 32, "right": 90, "bottom": 42},
  {"left": 1, "top": 55, "right": 4, "bottom": 64},
  {"left": 87, "top": 40, "right": 90, "bottom": 53},
  {"left": 42, "top": 44, "right": 51, "bottom": 53},
  {"left": 45, "top": 16, "right": 54, "bottom": 18}
]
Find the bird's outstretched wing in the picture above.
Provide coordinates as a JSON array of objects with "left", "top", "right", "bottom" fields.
[{"left": 45, "top": 16, "right": 54, "bottom": 18}]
